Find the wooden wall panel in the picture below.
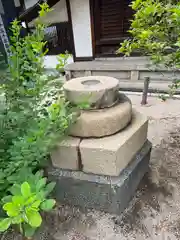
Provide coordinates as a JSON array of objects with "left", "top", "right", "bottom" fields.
[{"left": 92, "top": 0, "right": 133, "bottom": 56}]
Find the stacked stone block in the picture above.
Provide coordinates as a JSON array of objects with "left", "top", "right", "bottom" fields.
[{"left": 49, "top": 76, "right": 151, "bottom": 214}]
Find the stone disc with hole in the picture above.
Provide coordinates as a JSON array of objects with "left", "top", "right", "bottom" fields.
[
  {"left": 69, "top": 94, "right": 132, "bottom": 138},
  {"left": 63, "top": 76, "right": 119, "bottom": 109}
]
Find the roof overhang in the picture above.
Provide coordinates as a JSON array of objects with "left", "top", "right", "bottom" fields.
[{"left": 19, "top": 0, "right": 60, "bottom": 22}]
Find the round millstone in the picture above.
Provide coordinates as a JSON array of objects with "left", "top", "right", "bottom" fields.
[
  {"left": 63, "top": 76, "right": 119, "bottom": 109},
  {"left": 69, "top": 93, "right": 132, "bottom": 138}
]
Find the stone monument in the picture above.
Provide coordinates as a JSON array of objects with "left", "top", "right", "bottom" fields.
[{"left": 48, "top": 76, "right": 152, "bottom": 214}]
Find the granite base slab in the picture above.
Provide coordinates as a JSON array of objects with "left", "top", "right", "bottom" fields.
[{"left": 48, "top": 140, "right": 152, "bottom": 215}]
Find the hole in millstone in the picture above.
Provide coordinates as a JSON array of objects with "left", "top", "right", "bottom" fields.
[{"left": 81, "top": 80, "right": 101, "bottom": 86}]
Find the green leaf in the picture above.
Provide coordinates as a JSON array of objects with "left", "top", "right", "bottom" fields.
[
  {"left": 0, "top": 171, "right": 5, "bottom": 180},
  {"left": 0, "top": 218, "right": 11, "bottom": 232},
  {"left": 41, "top": 199, "right": 56, "bottom": 211},
  {"left": 24, "top": 224, "right": 36, "bottom": 238},
  {"left": 35, "top": 170, "right": 44, "bottom": 179},
  {"left": 7, "top": 175, "right": 18, "bottom": 182},
  {"left": 34, "top": 170, "right": 44, "bottom": 183},
  {"left": 26, "top": 210, "right": 42, "bottom": 227},
  {"left": 25, "top": 195, "right": 37, "bottom": 206},
  {"left": 9, "top": 184, "right": 21, "bottom": 196},
  {"left": 36, "top": 177, "right": 47, "bottom": 191},
  {"left": 12, "top": 195, "right": 24, "bottom": 205},
  {"left": 44, "top": 182, "right": 56, "bottom": 196},
  {"left": 2, "top": 195, "right": 12, "bottom": 204},
  {"left": 21, "top": 182, "right": 31, "bottom": 197},
  {"left": 11, "top": 215, "right": 22, "bottom": 224},
  {"left": 37, "top": 191, "right": 45, "bottom": 201},
  {"left": 3, "top": 203, "right": 19, "bottom": 217},
  {"left": 31, "top": 200, "right": 41, "bottom": 209}
]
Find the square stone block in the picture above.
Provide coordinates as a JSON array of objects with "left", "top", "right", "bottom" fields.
[
  {"left": 51, "top": 137, "right": 80, "bottom": 170},
  {"left": 48, "top": 141, "right": 152, "bottom": 215},
  {"left": 80, "top": 110, "right": 148, "bottom": 176}
]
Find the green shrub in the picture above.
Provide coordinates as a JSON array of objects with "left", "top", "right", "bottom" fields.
[
  {"left": 0, "top": 3, "right": 74, "bottom": 200},
  {"left": 0, "top": 170, "right": 56, "bottom": 238},
  {"left": 56, "top": 51, "right": 71, "bottom": 74},
  {"left": 0, "top": 3, "right": 77, "bottom": 238},
  {"left": 118, "top": 0, "right": 180, "bottom": 90}
]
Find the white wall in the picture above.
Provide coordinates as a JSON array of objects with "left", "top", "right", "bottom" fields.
[
  {"left": 14, "top": 0, "right": 20, "bottom": 7},
  {"left": 44, "top": 55, "right": 73, "bottom": 69},
  {"left": 24, "top": 0, "right": 38, "bottom": 9},
  {"left": 70, "top": 0, "right": 93, "bottom": 58},
  {"left": 28, "top": 0, "right": 68, "bottom": 26}
]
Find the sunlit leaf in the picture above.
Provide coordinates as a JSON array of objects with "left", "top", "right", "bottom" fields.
[
  {"left": 0, "top": 218, "right": 11, "bottom": 232},
  {"left": 21, "top": 182, "right": 31, "bottom": 197},
  {"left": 26, "top": 210, "right": 42, "bottom": 227},
  {"left": 3, "top": 203, "right": 19, "bottom": 217}
]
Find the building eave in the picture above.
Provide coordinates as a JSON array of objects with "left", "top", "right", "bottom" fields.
[{"left": 19, "top": 0, "right": 60, "bottom": 22}]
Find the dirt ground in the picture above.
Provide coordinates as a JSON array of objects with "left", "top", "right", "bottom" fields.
[{"left": 2, "top": 94, "right": 180, "bottom": 240}]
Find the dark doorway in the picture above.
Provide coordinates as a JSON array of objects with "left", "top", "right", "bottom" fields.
[{"left": 91, "top": 0, "right": 133, "bottom": 57}]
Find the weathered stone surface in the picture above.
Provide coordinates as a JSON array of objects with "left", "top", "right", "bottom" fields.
[
  {"left": 70, "top": 94, "right": 132, "bottom": 137},
  {"left": 48, "top": 141, "right": 152, "bottom": 215},
  {"left": 63, "top": 76, "right": 119, "bottom": 109},
  {"left": 51, "top": 137, "right": 80, "bottom": 170},
  {"left": 80, "top": 110, "right": 148, "bottom": 176}
]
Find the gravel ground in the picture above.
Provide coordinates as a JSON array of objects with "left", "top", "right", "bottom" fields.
[{"left": 2, "top": 94, "right": 180, "bottom": 240}]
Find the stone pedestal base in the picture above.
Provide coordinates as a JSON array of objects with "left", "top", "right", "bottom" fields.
[
  {"left": 51, "top": 110, "right": 148, "bottom": 176},
  {"left": 48, "top": 141, "right": 151, "bottom": 215}
]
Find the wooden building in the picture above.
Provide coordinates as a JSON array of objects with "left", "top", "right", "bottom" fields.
[
  {"left": 1, "top": 0, "right": 178, "bottom": 92},
  {"left": 17, "top": 0, "right": 134, "bottom": 62}
]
